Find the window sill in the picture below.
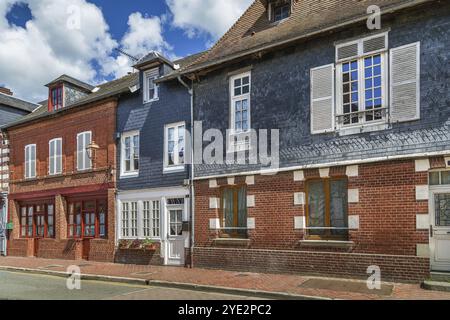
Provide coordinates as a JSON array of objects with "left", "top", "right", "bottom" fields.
[
  {"left": 120, "top": 172, "right": 139, "bottom": 179},
  {"left": 144, "top": 98, "right": 159, "bottom": 104},
  {"left": 337, "top": 122, "right": 389, "bottom": 136},
  {"left": 163, "top": 166, "right": 185, "bottom": 174},
  {"left": 213, "top": 238, "right": 250, "bottom": 247},
  {"left": 299, "top": 240, "right": 354, "bottom": 248}
]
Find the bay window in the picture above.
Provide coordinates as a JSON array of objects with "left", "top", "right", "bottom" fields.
[{"left": 306, "top": 178, "right": 348, "bottom": 240}]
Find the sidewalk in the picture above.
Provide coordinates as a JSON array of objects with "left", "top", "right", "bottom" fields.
[{"left": 0, "top": 256, "right": 449, "bottom": 300}]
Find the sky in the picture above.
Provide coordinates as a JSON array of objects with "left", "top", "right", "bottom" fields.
[{"left": 0, "top": 0, "right": 253, "bottom": 102}]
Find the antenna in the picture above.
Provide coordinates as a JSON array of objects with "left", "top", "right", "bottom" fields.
[{"left": 115, "top": 48, "right": 139, "bottom": 62}]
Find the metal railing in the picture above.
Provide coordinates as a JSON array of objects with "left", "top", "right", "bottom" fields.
[{"left": 336, "top": 107, "right": 388, "bottom": 125}]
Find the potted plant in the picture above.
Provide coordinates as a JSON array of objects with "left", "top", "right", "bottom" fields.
[{"left": 142, "top": 238, "right": 158, "bottom": 251}]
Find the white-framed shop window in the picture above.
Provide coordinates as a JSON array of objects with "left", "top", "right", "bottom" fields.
[
  {"left": 143, "top": 68, "right": 159, "bottom": 103},
  {"left": 121, "top": 131, "right": 139, "bottom": 177},
  {"left": 24, "top": 144, "right": 36, "bottom": 179},
  {"left": 49, "top": 138, "right": 62, "bottom": 175},
  {"left": 120, "top": 200, "right": 161, "bottom": 239},
  {"left": 164, "top": 122, "right": 185, "bottom": 172}
]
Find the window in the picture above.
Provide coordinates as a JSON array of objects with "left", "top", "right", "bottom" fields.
[
  {"left": 169, "top": 209, "right": 183, "bottom": 236},
  {"left": 430, "top": 171, "right": 450, "bottom": 186},
  {"left": 143, "top": 200, "right": 161, "bottom": 238},
  {"left": 306, "top": 178, "right": 348, "bottom": 240},
  {"left": 336, "top": 34, "right": 388, "bottom": 127},
  {"left": 220, "top": 186, "right": 247, "bottom": 238},
  {"left": 24, "top": 144, "right": 36, "bottom": 179},
  {"left": 77, "top": 131, "right": 92, "bottom": 171},
  {"left": 230, "top": 72, "right": 251, "bottom": 133},
  {"left": 49, "top": 138, "right": 62, "bottom": 175},
  {"left": 19, "top": 204, "right": 55, "bottom": 238},
  {"left": 50, "top": 86, "right": 63, "bottom": 110},
  {"left": 164, "top": 123, "right": 185, "bottom": 170},
  {"left": 121, "top": 132, "right": 139, "bottom": 176},
  {"left": 67, "top": 200, "right": 107, "bottom": 239},
  {"left": 273, "top": 3, "right": 290, "bottom": 22},
  {"left": 144, "top": 68, "right": 159, "bottom": 102},
  {"left": 121, "top": 202, "right": 138, "bottom": 238}
]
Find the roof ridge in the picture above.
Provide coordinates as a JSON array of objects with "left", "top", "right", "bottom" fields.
[{"left": 0, "top": 91, "right": 39, "bottom": 106}]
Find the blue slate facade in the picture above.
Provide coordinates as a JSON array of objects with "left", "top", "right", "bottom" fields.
[
  {"left": 193, "top": 2, "right": 450, "bottom": 177},
  {"left": 116, "top": 67, "right": 191, "bottom": 191}
]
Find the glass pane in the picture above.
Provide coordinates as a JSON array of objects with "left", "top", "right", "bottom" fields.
[
  {"left": 435, "top": 194, "right": 450, "bottom": 227},
  {"left": 330, "top": 180, "right": 348, "bottom": 236},
  {"left": 222, "top": 188, "right": 234, "bottom": 230},
  {"left": 307, "top": 181, "right": 325, "bottom": 236},
  {"left": 441, "top": 171, "right": 450, "bottom": 185}
]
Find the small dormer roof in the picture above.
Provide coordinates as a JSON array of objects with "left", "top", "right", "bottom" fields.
[
  {"left": 45, "top": 74, "right": 94, "bottom": 92},
  {"left": 133, "top": 51, "right": 174, "bottom": 70}
]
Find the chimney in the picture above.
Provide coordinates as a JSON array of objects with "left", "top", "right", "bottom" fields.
[{"left": 0, "top": 87, "right": 13, "bottom": 96}]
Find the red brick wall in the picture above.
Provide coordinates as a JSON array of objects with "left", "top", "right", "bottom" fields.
[
  {"left": 193, "top": 247, "right": 430, "bottom": 283},
  {"left": 6, "top": 99, "right": 118, "bottom": 262},
  {"left": 193, "top": 158, "right": 435, "bottom": 281}
]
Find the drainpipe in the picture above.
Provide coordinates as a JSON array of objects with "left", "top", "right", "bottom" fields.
[{"left": 177, "top": 76, "right": 195, "bottom": 268}]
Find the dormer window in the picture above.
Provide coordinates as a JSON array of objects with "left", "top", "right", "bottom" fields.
[
  {"left": 50, "top": 86, "right": 63, "bottom": 110},
  {"left": 268, "top": 0, "right": 291, "bottom": 23},
  {"left": 143, "top": 68, "right": 159, "bottom": 103}
]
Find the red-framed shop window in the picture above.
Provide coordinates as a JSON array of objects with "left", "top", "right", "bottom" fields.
[
  {"left": 20, "top": 203, "right": 55, "bottom": 238},
  {"left": 49, "top": 86, "right": 63, "bottom": 111},
  {"left": 68, "top": 199, "right": 107, "bottom": 239}
]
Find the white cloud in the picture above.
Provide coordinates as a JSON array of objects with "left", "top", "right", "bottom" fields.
[
  {"left": 166, "top": 0, "right": 253, "bottom": 40},
  {"left": 0, "top": 0, "right": 176, "bottom": 101}
]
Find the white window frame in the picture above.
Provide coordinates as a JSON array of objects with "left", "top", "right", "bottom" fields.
[
  {"left": 229, "top": 71, "right": 251, "bottom": 134},
  {"left": 143, "top": 200, "right": 161, "bottom": 239},
  {"left": 143, "top": 68, "right": 159, "bottom": 103},
  {"left": 164, "top": 122, "right": 186, "bottom": 173},
  {"left": 48, "top": 138, "right": 62, "bottom": 176},
  {"left": 24, "top": 144, "right": 36, "bottom": 179},
  {"left": 120, "top": 131, "right": 139, "bottom": 178},
  {"left": 335, "top": 33, "right": 389, "bottom": 131},
  {"left": 76, "top": 131, "right": 92, "bottom": 171}
]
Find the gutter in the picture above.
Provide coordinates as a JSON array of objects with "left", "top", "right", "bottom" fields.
[
  {"left": 176, "top": 75, "right": 195, "bottom": 268},
  {"left": 157, "top": 0, "right": 433, "bottom": 82}
]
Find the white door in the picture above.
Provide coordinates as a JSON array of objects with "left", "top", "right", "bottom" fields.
[
  {"left": 0, "top": 201, "right": 6, "bottom": 255},
  {"left": 166, "top": 208, "right": 185, "bottom": 266},
  {"left": 430, "top": 191, "right": 450, "bottom": 272}
]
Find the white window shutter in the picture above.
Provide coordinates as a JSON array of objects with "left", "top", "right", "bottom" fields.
[
  {"left": 310, "top": 64, "right": 335, "bottom": 134},
  {"left": 390, "top": 42, "right": 420, "bottom": 122}
]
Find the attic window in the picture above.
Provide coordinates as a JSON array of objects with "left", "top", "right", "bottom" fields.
[
  {"left": 269, "top": 0, "right": 291, "bottom": 22},
  {"left": 50, "top": 86, "right": 63, "bottom": 110}
]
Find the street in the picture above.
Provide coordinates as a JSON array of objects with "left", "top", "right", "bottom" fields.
[{"left": 0, "top": 270, "right": 267, "bottom": 300}]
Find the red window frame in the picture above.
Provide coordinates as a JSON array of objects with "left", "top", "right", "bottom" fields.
[
  {"left": 19, "top": 203, "right": 55, "bottom": 239},
  {"left": 67, "top": 199, "right": 107, "bottom": 239},
  {"left": 50, "top": 86, "right": 63, "bottom": 111}
]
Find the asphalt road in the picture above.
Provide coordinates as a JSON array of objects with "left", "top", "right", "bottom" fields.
[{"left": 0, "top": 270, "right": 267, "bottom": 300}]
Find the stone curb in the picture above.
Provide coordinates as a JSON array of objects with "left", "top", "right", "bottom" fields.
[
  {"left": 422, "top": 280, "right": 450, "bottom": 293},
  {"left": 0, "top": 265, "right": 331, "bottom": 300}
]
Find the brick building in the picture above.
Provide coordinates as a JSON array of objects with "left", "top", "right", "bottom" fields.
[
  {"left": 2, "top": 74, "right": 135, "bottom": 261},
  {"left": 162, "top": 0, "right": 450, "bottom": 282},
  {"left": 0, "top": 87, "right": 37, "bottom": 255}
]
